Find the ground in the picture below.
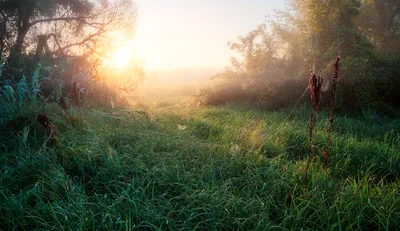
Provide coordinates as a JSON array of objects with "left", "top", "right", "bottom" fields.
[{"left": 1, "top": 104, "right": 399, "bottom": 230}]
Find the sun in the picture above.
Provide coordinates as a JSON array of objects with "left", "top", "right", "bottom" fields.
[
  {"left": 103, "top": 40, "right": 149, "bottom": 70},
  {"left": 110, "top": 47, "right": 132, "bottom": 68}
]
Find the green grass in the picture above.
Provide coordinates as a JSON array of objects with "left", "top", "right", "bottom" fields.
[{"left": 1, "top": 104, "right": 399, "bottom": 230}]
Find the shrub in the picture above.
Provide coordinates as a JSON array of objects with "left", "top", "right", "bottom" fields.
[{"left": 193, "top": 77, "right": 308, "bottom": 111}]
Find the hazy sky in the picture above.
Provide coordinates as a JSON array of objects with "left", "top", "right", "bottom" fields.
[{"left": 131, "top": 0, "right": 287, "bottom": 71}]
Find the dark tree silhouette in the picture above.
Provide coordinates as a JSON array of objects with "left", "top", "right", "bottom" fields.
[{"left": 0, "top": 0, "right": 135, "bottom": 57}]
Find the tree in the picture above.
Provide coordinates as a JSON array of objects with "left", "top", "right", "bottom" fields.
[
  {"left": 291, "top": 0, "right": 361, "bottom": 70},
  {"left": 0, "top": 0, "right": 136, "bottom": 58},
  {"left": 356, "top": 0, "right": 400, "bottom": 57},
  {"left": 199, "top": 0, "right": 399, "bottom": 113},
  {"left": 227, "top": 24, "right": 279, "bottom": 79}
]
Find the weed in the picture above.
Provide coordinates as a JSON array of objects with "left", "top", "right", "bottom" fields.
[
  {"left": 326, "top": 56, "right": 341, "bottom": 162},
  {"left": 306, "top": 70, "right": 323, "bottom": 186}
]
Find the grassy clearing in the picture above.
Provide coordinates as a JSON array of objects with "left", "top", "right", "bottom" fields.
[{"left": 1, "top": 104, "right": 399, "bottom": 230}]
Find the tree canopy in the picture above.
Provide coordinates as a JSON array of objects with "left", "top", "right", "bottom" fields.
[
  {"left": 206, "top": 0, "right": 400, "bottom": 114},
  {"left": 0, "top": 0, "right": 135, "bottom": 58}
]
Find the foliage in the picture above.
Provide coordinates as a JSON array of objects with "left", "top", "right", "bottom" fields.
[
  {"left": 0, "top": 0, "right": 143, "bottom": 126},
  {"left": 194, "top": 77, "right": 308, "bottom": 111},
  {"left": 0, "top": 58, "right": 135, "bottom": 157},
  {"left": 355, "top": 0, "right": 400, "bottom": 57},
  {"left": 197, "top": 0, "right": 400, "bottom": 115},
  {"left": 0, "top": 0, "right": 139, "bottom": 99},
  {"left": 0, "top": 0, "right": 135, "bottom": 56},
  {"left": 0, "top": 63, "right": 44, "bottom": 123}
]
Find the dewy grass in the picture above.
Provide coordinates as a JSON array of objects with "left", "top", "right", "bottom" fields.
[{"left": 1, "top": 104, "right": 399, "bottom": 230}]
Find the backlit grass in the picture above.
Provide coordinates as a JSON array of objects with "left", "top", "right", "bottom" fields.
[{"left": 1, "top": 105, "right": 399, "bottom": 230}]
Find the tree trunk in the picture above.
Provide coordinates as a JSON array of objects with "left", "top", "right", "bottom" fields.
[
  {"left": 34, "top": 35, "right": 49, "bottom": 61},
  {"left": 0, "top": 35, "right": 4, "bottom": 57},
  {"left": 14, "top": 26, "right": 29, "bottom": 54},
  {"left": 0, "top": 15, "right": 6, "bottom": 56},
  {"left": 14, "top": 1, "right": 37, "bottom": 54}
]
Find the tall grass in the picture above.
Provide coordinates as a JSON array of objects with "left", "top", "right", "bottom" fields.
[
  {"left": 1, "top": 57, "right": 399, "bottom": 229},
  {"left": 0, "top": 64, "right": 44, "bottom": 123},
  {"left": 1, "top": 102, "right": 399, "bottom": 230}
]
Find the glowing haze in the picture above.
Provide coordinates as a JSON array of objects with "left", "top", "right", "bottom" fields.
[{"left": 129, "top": 0, "right": 286, "bottom": 71}]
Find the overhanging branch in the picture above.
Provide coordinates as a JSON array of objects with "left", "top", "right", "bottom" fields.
[{"left": 53, "top": 28, "right": 104, "bottom": 54}]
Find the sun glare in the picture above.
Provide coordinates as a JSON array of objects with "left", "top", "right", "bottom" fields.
[{"left": 111, "top": 47, "right": 132, "bottom": 68}]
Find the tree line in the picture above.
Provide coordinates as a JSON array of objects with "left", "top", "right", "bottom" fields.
[{"left": 198, "top": 0, "right": 400, "bottom": 115}]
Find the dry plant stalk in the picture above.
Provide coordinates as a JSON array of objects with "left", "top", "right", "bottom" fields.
[
  {"left": 306, "top": 70, "right": 323, "bottom": 186},
  {"left": 72, "top": 81, "right": 84, "bottom": 124},
  {"left": 37, "top": 114, "right": 54, "bottom": 138},
  {"left": 37, "top": 114, "right": 56, "bottom": 147},
  {"left": 59, "top": 97, "right": 73, "bottom": 121},
  {"left": 326, "top": 57, "right": 341, "bottom": 162},
  {"left": 323, "top": 150, "right": 329, "bottom": 169},
  {"left": 59, "top": 97, "right": 68, "bottom": 112},
  {"left": 72, "top": 82, "right": 80, "bottom": 107}
]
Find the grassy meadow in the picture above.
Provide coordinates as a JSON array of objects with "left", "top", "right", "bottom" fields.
[
  {"left": 1, "top": 103, "right": 399, "bottom": 230},
  {"left": 2, "top": 0, "right": 400, "bottom": 230}
]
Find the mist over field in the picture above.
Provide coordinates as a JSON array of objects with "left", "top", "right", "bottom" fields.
[{"left": 1, "top": 0, "right": 400, "bottom": 230}]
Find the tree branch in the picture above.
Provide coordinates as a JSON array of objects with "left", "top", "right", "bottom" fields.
[
  {"left": 29, "top": 16, "right": 92, "bottom": 27},
  {"left": 53, "top": 28, "right": 104, "bottom": 54}
]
